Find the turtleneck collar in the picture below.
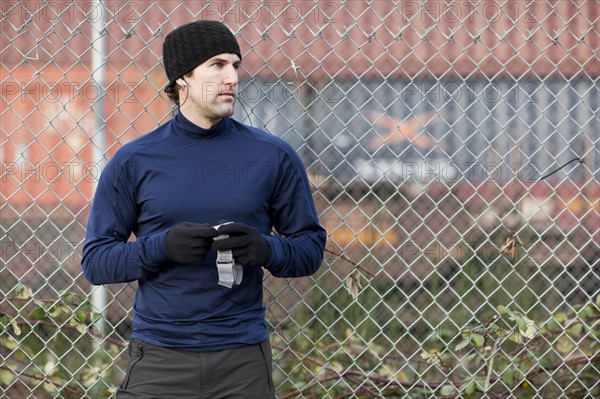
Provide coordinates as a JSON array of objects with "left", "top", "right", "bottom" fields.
[{"left": 172, "top": 111, "right": 231, "bottom": 139}]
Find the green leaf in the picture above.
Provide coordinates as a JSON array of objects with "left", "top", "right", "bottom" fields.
[
  {"left": 75, "top": 310, "right": 87, "bottom": 323},
  {"left": 48, "top": 304, "right": 69, "bottom": 318},
  {"left": 76, "top": 322, "right": 88, "bottom": 335},
  {"left": 42, "top": 382, "right": 57, "bottom": 394},
  {"left": 471, "top": 333, "right": 485, "bottom": 347},
  {"left": 0, "top": 368, "right": 15, "bottom": 386},
  {"left": 30, "top": 307, "right": 47, "bottom": 320},
  {"left": 0, "top": 313, "right": 11, "bottom": 328},
  {"left": 545, "top": 318, "right": 562, "bottom": 333},
  {"left": 518, "top": 316, "right": 537, "bottom": 339},
  {"left": 61, "top": 292, "right": 75, "bottom": 305},
  {"left": 502, "top": 368, "right": 515, "bottom": 386},
  {"left": 556, "top": 336, "right": 575, "bottom": 354},
  {"left": 474, "top": 377, "right": 487, "bottom": 391},
  {"left": 570, "top": 323, "right": 584, "bottom": 337},
  {"left": 578, "top": 305, "right": 594, "bottom": 320},
  {"left": 419, "top": 351, "right": 441, "bottom": 365},
  {"left": 553, "top": 311, "right": 568, "bottom": 322},
  {"left": 81, "top": 365, "right": 100, "bottom": 388},
  {"left": 455, "top": 337, "right": 471, "bottom": 352},
  {"left": 464, "top": 379, "right": 476, "bottom": 394},
  {"left": 0, "top": 336, "right": 18, "bottom": 351},
  {"left": 14, "top": 284, "right": 33, "bottom": 300},
  {"left": 11, "top": 321, "right": 21, "bottom": 336},
  {"left": 507, "top": 332, "right": 524, "bottom": 344},
  {"left": 497, "top": 305, "right": 511, "bottom": 316},
  {"left": 99, "top": 389, "right": 117, "bottom": 399},
  {"left": 69, "top": 318, "right": 88, "bottom": 334},
  {"left": 345, "top": 269, "right": 362, "bottom": 299},
  {"left": 466, "top": 352, "right": 482, "bottom": 366},
  {"left": 331, "top": 361, "right": 344, "bottom": 373},
  {"left": 539, "top": 354, "right": 555, "bottom": 368},
  {"left": 439, "top": 385, "right": 456, "bottom": 396},
  {"left": 419, "top": 351, "right": 432, "bottom": 362}
]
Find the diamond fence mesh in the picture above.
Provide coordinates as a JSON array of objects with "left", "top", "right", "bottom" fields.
[{"left": 1, "top": 1, "right": 599, "bottom": 398}]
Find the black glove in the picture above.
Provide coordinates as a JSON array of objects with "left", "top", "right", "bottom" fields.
[
  {"left": 212, "top": 223, "right": 272, "bottom": 267},
  {"left": 165, "top": 222, "right": 218, "bottom": 264}
]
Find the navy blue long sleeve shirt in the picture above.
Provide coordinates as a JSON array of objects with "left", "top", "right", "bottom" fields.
[{"left": 81, "top": 112, "right": 326, "bottom": 350}]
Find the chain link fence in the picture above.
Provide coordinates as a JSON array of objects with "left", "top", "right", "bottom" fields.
[{"left": 2, "top": 1, "right": 599, "bottom": 398}]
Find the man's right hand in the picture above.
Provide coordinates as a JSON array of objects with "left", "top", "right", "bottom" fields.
[{"left": 165, "top": 222, "right": 218, "bottom": 264}]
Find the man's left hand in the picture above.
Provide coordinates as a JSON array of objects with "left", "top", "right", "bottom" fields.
[{"left": 212, "top": 223, "right": 272, "bottom": 267}]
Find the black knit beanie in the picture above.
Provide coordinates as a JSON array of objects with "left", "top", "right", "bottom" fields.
[{"left": 163, "top": 20, "right": 242, "bottom": 86}]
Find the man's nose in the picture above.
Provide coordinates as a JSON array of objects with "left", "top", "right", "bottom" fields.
[{"left": 223, "top": 65, "right": 238, "bottom": 85}]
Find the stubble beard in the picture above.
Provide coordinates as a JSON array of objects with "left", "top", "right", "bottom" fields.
[{"left": 196, "top": 96, "right": 236, "bottom": 124}]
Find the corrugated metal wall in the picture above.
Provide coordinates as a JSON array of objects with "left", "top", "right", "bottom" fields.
[
  {"left": 264, "top": 77, "right": 599, "bottom": 183},
  {"left": 3, "top": 1, "right": 598, "bottom": 78}
]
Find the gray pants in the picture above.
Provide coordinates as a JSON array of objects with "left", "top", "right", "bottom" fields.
[{"left": 116, "top": 339, "right": 276, "bottom": 399}]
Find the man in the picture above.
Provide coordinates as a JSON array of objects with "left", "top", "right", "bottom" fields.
[{"left": 81, "top": 20, "right": 326, "bottom": 398}]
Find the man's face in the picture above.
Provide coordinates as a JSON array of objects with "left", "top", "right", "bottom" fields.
[{"left": 180, "top": 53, "right": 241, "bottom": 128}]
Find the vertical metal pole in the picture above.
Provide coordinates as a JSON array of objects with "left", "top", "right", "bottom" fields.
[{"left": 90, "top": 0, "right": 107, "bottom": 338}]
